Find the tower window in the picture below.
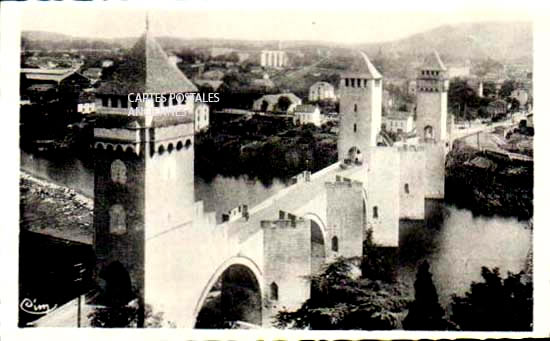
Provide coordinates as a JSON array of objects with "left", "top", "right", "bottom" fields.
[
  {"left": 101, "top": 96, "right": 108, "bottom": 107},
  {"left": 109, "top": 204, "right": 127, "bottom": 235},
  {"left": 345, "top": 78, "right": 349, "bottom": 87},
  {"left": 353, "top": 123, "right": 357, "bottom": 133},
  {"left": 111, "top": 97, "right": 118, "bottom": 108},
  {"left": 373, "top": 206, "right": 378, "bottom": 219},
  {"left": 354, "top": 104, "right": 358, "bottom": 113},
  {"left": 405, "top": 183, "right": 410, "bottom": 194},
  {"left": 331, "top": 236, "right": 339, "bottom": 252},
  {"left": 270, "top": 282, "right": 279, "bottom": 301},
  {"left": 351, "top": 78, "right": 355, "bottom": 88}
]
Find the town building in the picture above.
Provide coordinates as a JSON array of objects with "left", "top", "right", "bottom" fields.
[
  {"left": 194, "top": 103, "right": 210, "bottom": 132},
  {"left": 293, "top": 104, "right": 322, "bottom": 127},
  {"left": 308, "top": 81, "right": 336, "bottom": 102},
  {"left": 82, "top": 68, "right": 103, "bottom": 84},
  {"left": 252, "top": 93, "right": 302, "bottom": 114},
  {"left": 76, "top": 92, "right": 96, "bottom": 114},
  {"left": 260, "top": 50, "right": 288, "bottom": 68},
  {"left": 487, "top": 99, "right": 509, "bottom": 117},
  {"left": 383, "top": 111, "right": 414, "bottom": 133}
]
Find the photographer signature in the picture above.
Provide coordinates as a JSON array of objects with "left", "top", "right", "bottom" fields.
[{"left": 20, "top": 298, "right": 57, "bottom": 315}]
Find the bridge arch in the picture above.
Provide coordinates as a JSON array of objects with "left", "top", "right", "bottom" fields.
[
  {"left": 193, "top": 256, "right": 265, "bottom": 328},
  {"left": 303, "top": 213, "right": 328, "bottom": 274}
]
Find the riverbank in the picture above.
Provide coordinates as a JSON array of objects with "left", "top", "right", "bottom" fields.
[
  {"left": 20, "top": 171, "right": 93, "bottom": 244},
  {"left": 445, "top": 142, "right": 533, "bottom": 220}
]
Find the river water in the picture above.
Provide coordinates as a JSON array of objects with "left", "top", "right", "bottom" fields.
[{"left": 20, "top": 150, "right": 531, "bottom": 311}]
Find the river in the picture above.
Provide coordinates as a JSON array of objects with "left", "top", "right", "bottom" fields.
[{"left": 20, "top": 150, "right": 531, "bottom": 313}]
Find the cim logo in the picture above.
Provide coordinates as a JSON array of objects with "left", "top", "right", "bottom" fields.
[{"left": 20, "top": 298, "right": 57, "bottom": 315}]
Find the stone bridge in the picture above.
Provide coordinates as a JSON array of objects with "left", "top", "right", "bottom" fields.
[{"left": 144, "top": 161, "right": 395, "bottom": 328}]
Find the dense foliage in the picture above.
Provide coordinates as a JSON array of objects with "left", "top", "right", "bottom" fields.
[
  {"left": 273, "top": 257, "right": 408, "bottom": 330},
  {"left": 403, "top": 261, "right": 451, "bottom": 330},
  {"left": 450, "top": 267, "right": 533, "bottom": 331}
]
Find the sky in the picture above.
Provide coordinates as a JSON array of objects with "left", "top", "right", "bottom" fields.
[{"left": 18, "top": 0, "right": 535, "bottom": 44}]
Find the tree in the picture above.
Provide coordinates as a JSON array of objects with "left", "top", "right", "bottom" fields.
[
  {"left": 274, "top": 257, "right": 408, "bottom": 330},
  {"left": 403, "top": 261, "right": 450, "bottom": 330},
  {"left": 450, "top": 267, "right": 532, "bottom": 331},
  {"left": 498, "top": 80, "right": 516, "bottom": 99},
  {"left": 88, "top": 301, "right": 171, "bottom": 328},
  {"left": 276, "top": 96, "right": 292, "bottom": 113},
  {"left": 362, "top": 229, "right": 397, "bottom": 282}
]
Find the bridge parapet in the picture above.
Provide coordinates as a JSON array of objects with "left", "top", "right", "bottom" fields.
[
  {"left": 261, "top": 218, "right": 306, "bottom": 229},
  {"left": 222, "top": 204, "right": 249, "bottom": 222},
  {"left": 291, "top": 170, "right": 312, "bottom": 184},
  {"left": 397, "top": 144, "right": 425, "bottom": 152},
  {"left": 326, "top": 177, "right": 363, "bottom": 189}
]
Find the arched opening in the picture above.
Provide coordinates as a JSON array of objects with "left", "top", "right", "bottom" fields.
[
  {"left": 331, "top": 236, "right": 339, "bottom": 252},
  {"left": 185, "top": 139, "right": 192, "bottom": 149},
  {"left": 260, "top": 100, "right": 269, "bottom": 112},
  {"left": 373, "top": 206, "right": 379, "bottom": 219},
  {"left": 98, "top": 261, "right": 133, "bottom": 307},
  {"left": 195, "top": 263, "right": 262, "bottom": 328},
  {"left": 158, "top": 145, "right": 165, "bottom": 155},
  {"left": 167, "top": 143, "right": 174, "bottom": 153},
  {"left": 270, "top": 282, "right": 279, "bottom": 301},
  {"left": 347, "top": 146, "right": 363, "bottom": 165},
  {"left": 424, "top": 125, "right": 434, "bottom": 140},
  {"left": 310, "top": 219, "right": 326, "bottom": 275},
  {"left": 176, "top": 141, "right": 183, "bottom": 151},
  {"left": 404, "top": 183, "right": 410, "bottom": 194}
]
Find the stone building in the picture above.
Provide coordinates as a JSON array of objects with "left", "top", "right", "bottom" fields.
[
  {"left": 260, "top": 50, "right": 288, "bottom": 68},
  {"left": 293, "top": 104, "right": 321, "bottom": 127},
  {"left": 194, "top": 103, "right": 210, "bottom": 132},
  {"left": 383, "top": 111, "right": 414, "bottom": 133},
  {"left": 308, "top": 81, "right": 336, "bottom": 102},
  {"left": 252, "top": 93, "right": 302, "bottom": 114}
]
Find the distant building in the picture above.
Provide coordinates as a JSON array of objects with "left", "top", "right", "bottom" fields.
[
  {"left": 194, "top": 103, "right": 210, "bottom": 132},
  {"left": 202, "top": 69, "right": 225, "bottom": 80},
  {"left": 382, "top": 111, "right": 414, "bottom": 133},
  {"left": 101, "top": 59, "right": 114, "bottom": 68},
  {"left": 294, "top": 104, "right": 321, "bottom": 127},
  {"left": 487, "top": 99, "right": 509, "bottom": 117},
  {"left": 407, "top": 80, "right": 417, "bottom": 95},
  {"left": 82, "top": 68, "right": 103, "bottom": 83},
  {"left": 252, "top": 93, "right": 302, "bottom": 113},
  {"left": 193, "top": 79, "right": 223, "bottom": 91},
  {"left": 250, "top": 78, "right": 275, "bottom": 90},
  {"left": 511, "top": 89, "right": 529, "bottom": 108},
  {"left": 167, "top": 54, "right": 182, "bottom": 66},
  {"left": 21, "top": 68, "right": 92, "bottom": 103},
  {"left": 260, "top": 50, "right": 288, "bottom": 68},
  {"left": 447, "top": 64, "right": 471, "bottom": 78},
  {"left": 308, "top": 81, "right": 336, "bottom": 102},
  {"left": 77, "top": 92, "right": 96, "bottom": 114}
]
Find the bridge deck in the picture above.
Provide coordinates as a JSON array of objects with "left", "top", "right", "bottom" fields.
[{"left": 222, "top": 162, "right": 367, "bottom": 243}]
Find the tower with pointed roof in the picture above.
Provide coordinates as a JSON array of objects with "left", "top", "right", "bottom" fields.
[
  {"left": 416, "top": 51, "right": 449, "bottom": 143},
  {"left": 338, "top": 50, "right": 383, "bottom": 164},
  {"left": 416, "top": 50, "right": 448, "bottom": 199},
  {"left": 92, "top": 21, "right": 198, "bottom": 308}
]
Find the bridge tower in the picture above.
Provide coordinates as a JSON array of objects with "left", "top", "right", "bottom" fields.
[
  {"left": 92, "top": 25, "right": 198, "bottom": 309},
  {"left": 416, "top": 51, "right": 449, "bottom": 144},
  {"left": 338, "top": 51, "right": 383, "bottom": 165},
  {"left": 416, "top": 51, "right": 449, "bottom": 199}
]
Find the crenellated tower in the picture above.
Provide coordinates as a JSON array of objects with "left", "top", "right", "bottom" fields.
[
  {"left": 338, "top": 51, "right": 383, "bottom": 165},
  {"left": 92, "top": 25, "right": 198, "bottom": 307},
  {"left": 416, "top": 51, "right": 449, "bottom": 144}
]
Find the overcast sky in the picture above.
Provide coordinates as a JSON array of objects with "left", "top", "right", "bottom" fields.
[{"left": 19, "top": 1, "right": 534, "bottom": 44}]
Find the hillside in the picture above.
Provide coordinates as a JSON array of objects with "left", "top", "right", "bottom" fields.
[
  {"left": 363, "top": 21, "right": 532, "bottom": 63},
  {"left": 22, "top": 21, "right": 532, "bottom": 63}
]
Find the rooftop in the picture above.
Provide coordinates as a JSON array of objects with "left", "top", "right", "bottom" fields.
[
  {"left": 421, "top": 51, "right": 447, "bottom": 71},
  {"left": 342, "top": 50, "right": 382, "bottom": 79},
  {"left": 97, "top": 29, "right": 197, "bottom": 96}
]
